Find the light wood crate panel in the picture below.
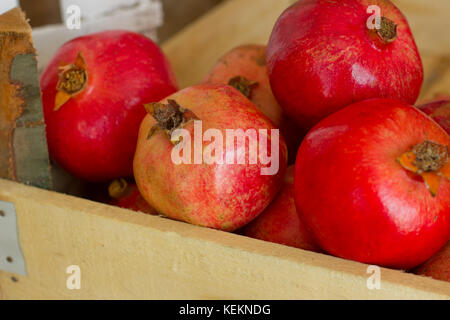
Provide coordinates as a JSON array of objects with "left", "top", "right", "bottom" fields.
[{"left": 0, "top": 179, "right": 449, "bottom": 299}]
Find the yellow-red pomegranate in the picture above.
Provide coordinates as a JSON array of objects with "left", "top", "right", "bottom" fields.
[
  {"left": 243, "top": 166, "right": 320, "bottom": 251},
  {"left": 204, "top": 44, "right": 304, "bottom": 162},
  {"left": 134, "top": 84, "right": 288, "bottom": 231}
]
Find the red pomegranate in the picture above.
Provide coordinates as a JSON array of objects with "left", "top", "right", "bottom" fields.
[
  {"left": 204, "top": 45, "right": 283, "bottom": 127},
  {"left": 134, "top": 84, "right": 288, "bottom": 231},
  {"left": 414, "top": 242, "right": 450, "bottom": 283},
  {"left": 267, "top": 0, "right": 423, "bottom": 131},
  {"left": 109, "top": 179, "right": 157, "bottom": 215},
  {"left": 41, "top": 31, "right": 178, "bottom": 182},
  {"left": 203, "top": 44, "right": 305, "bottom": 163},
  {"left": 294, "top": 99, "right": 450, "bottom": 269},
  {"left": 243, "top": 166, "right": 320, "bottom": 251},
  {"left": 417, "top": 97, "right": 450, "bottom": 135}
]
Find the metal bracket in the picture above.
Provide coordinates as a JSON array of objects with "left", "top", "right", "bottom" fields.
[{"left": 0, "top": 201, "right": 27, "bottom": 276}]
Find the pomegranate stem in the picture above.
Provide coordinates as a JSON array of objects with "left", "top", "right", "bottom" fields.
[
  {"left": 109, "top": 179, "right": 130, "bottom": 199},
  {"left": 376, "top": 17, "right": 397, "bottom": 43},
  {"left": 145, "top": 100, "right": 185, "bottom": 132},
  {"left": 397, "top": 140, "right": 449, "bottom": 197},
  {"left": 54, "top": 52, "right": 88, "bottom": 111},
  {"left": 228, "top": 76, "right": 258, "bottom": 98}
]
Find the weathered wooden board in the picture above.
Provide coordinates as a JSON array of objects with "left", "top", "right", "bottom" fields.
[
  {"left": 0, "top": 8, "right": 51, "bottom": 189},
  {"left": 0, "top": 178, "right": 448, "bottom": 299}
]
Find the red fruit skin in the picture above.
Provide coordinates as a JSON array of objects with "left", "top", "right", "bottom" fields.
[
  {"left": 267, "top": 0, "right": 424, "bottom": 131},
  {"left": 41, "top": 30, "right": 178, "bottom": 182},
  {"left": 243, "top": 166, "right": 320, "bottom": 251},
  {"left": 294, "top": 99, "right": 450, "bottom": 269},
  {"left": 203, "top": 44, "right": 305, "bottom": 163},
  {"left": 110, "top": 183, "right": 157, "bottom": 215},
  {"left": 417, "top": 97, "right": 450, "bottom": 135},
  {"left": 134, "top": 84, "right": 288, "bottom": 231},
  {"left": 414, "top": 242, "right": 450, "bottom": 283}
]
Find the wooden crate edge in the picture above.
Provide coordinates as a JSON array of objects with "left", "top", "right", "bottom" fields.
[{"left": 0, "top": 178, "right": 448, "bottom": 299}]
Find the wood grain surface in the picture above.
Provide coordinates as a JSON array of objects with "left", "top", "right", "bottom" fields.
[{"left": 0, "top": 178, "right": 448, "bottom": 299}]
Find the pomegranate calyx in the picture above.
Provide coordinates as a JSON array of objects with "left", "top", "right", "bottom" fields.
[
  {"left": 397, "top": 140, "right": 449, "bottom": 197},
  {"left": 413, "top": 140, "right": 448, "bottom": 172},
  {"left": 146, "top": 100, "right": 184, "bottom": 132},
  {"left": 108, "top": 178, "right": 131, "bottom": 199},
  {"left": 376, "top": 17, "right": 397, "bottom": 43},
  {"left": 228, "top": 76, "right": 259, "bottom": 99},
  {"left": 54, "top": 52, "right": 88, "bottom": 111},
  {"left": 144, "top": 99, "right": 198, "bottom": 143}
]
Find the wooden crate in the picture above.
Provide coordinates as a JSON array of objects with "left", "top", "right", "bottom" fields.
[{"left": 0, "top": 0, "right": 449, "bottom": 299}]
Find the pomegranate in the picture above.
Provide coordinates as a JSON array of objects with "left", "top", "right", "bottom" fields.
[
  {"left": 41, "top": 31, "right": 178, "bottom": 182},
  {"left": 414, "top": 242, "right": 450, "bottom": 283},
  {"left": 204, "top": 45, "right": 283, "bottom": 127},
  {"left": 267, "top": 0, "right": 423, "bottom": 131},
  {"left": 417, "top": 97, "right": 450, "bottom": 135},
  {"left": 133, "top": 84, "right": 288, "bottom": 231},
  {"left": 243, "top": 166, "right": 320, "bottom": 251},
  {"left": 109, "top": 179, "right": 157, "bottom": 215},
  {"left": 203, "top": 44, "right": 304, "bottom": 163},
  {"left": 294, "top": 99, "right": 450, "bottom": 269}
]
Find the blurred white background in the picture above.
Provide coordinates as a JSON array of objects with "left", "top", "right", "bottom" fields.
[
  {"left": 1, "top": 0, "right": 225, "bottom": 69},
  {"left": 0, "top": 0, "right": 18, "bottom": 14}
]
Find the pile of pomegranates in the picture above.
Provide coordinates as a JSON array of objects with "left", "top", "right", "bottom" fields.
[{"left": 41, "top": 0, "right": 449, "bottom": 282}]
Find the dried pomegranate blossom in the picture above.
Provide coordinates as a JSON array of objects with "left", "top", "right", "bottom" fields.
[
  {"left": 144, "top": 100, "right": 198, "bottom": 142},
  {"left": 228, "top": 76, "right": 258, "bottom": 99},
  {"left": 376, "top": 17, "right": 397, "bottom": 43},
  {"left": 109, "top": 178, "right": 131, "bottom": 199},
  {"left": 148, "top": 100, "right": 184, "bottom": 131},
  {"left": 58, "top": 69, "right": 86, "bottom": 94},
  {"left": 413, "top": 141, "right": 448, "bottom": 172},
  {"left": 54, "top": 52, "right": 88, "bottom": 110},
  {"left": 398, "top": 140, "right": 450, "bottom": 196}
]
